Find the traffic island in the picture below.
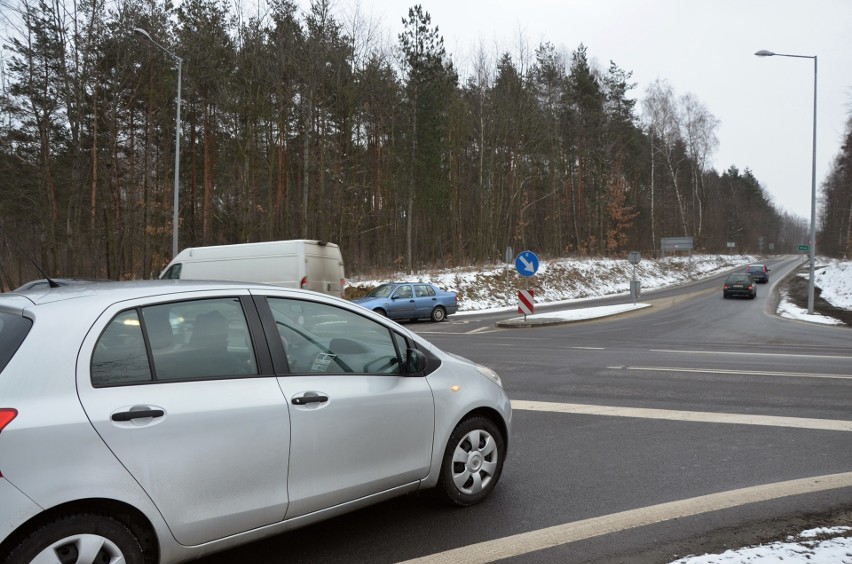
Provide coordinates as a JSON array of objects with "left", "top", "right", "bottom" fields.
[{"left": 495, "top": 303, "right": 652, "bottom": 328}]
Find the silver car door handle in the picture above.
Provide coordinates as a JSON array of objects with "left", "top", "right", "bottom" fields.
[
  {"left": 292, "top": 395, "right": 328, "bottom": 406},
  {"left": 111, "top": 409, "right": 165, "bottom": 422}
]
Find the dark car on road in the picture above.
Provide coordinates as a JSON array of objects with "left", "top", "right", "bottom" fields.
[
  {"left": 724, "top": 272, "right": 757, "bottom": 299},
  {"left": 745, "top": 264, "right": 769, "bottom": 283},
  {"left": 352, "top": 282, "right": 458, "bottom": 322}
]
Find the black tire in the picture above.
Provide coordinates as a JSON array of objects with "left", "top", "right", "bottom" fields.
[
  {"left": 430, "top": 306, "right": 447, "bottom": 322},
  {"left": 437, "top": 416, "right": 505, "bottom": 506},
  {"left": 723, "top": 293, "right": 728, "bottom": 299},
  {"left": 7, "top": 513, "right": 145, "bottom": 564},
  {"left": 373, "top": 308, "right": 387, "bottom": 317}
]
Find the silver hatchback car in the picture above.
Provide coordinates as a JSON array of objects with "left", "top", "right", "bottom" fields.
[{"left": 0, "top": 280, "right": 511, "bottom": 563}]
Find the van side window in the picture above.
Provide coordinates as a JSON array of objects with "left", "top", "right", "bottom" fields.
[
  {"left": 162, "top": 264, "right": 182, "bottom": 279},
  {"left": 267, "top": 298, "right": 401, "bottom": 375}
]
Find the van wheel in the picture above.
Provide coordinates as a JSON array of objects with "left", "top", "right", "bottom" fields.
[
  {"left": 373, "top": 308, "right": 387, "bottom": 317},
  {"left": 430, "top": 306, "right": 446, "bottom": 322},
  {"left": 7, "top": 513, "right": 146, "bottom": 564}
]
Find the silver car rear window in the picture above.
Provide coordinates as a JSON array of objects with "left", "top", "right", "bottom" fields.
[{"left": 0, "top": 312, "right": 32, "bottom": 373}]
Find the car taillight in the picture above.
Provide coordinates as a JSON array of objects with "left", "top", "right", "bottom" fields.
[
  {"left": 340, "top": 279, "right": 346, "bottom": 298},
  {"left": 0, "top": 409, "right": 16, "bottom": 433},
  {"left": 300, "top": 276, "right": 308, "bottom": 289},
  {"left": 0, "top": 409, "right": 15, "bottom": 478},
  {"left": 724, "top": 285, "right": 729, "bottom": 289}
]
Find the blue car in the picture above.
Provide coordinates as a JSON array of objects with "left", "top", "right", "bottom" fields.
[{"left": 352, "top": 282, "right": 458, "bottom": 322}]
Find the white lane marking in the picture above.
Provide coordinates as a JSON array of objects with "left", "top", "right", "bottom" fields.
[
  {"left": 401, "top": 472, "right": 852, "bottom": 564},
  {"left": 511, "top": 400, "right": 852, "bottom": 432},
  {"left": 651, "top": 349, "right": 852, "bottom": 361},
  {"left": 608, "top": 365, "right": 852, "bottom": 381},
  {"left": 465, "top": 327, "right": 498, "bottom": 334},
  {"left": 570, "top": 346, "right": 606, "bottom": 350}
]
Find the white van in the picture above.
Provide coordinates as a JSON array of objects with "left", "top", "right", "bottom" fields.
[{"left": 160, "top": 240, "right": 345, "bottom": 297}]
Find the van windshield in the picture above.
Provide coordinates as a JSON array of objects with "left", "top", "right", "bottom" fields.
[{"left": 161, "top": 264, "right": 182, "bottom": 279}]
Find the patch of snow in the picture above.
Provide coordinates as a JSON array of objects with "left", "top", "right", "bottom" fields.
[{"left": 670, "top": 527, "right": 852, "bottom": 563}]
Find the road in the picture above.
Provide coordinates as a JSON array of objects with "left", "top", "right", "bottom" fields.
[{"left": 200, "top": 256, "right": 852, "bottom": 563}]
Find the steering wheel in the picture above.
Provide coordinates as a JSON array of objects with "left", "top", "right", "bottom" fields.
[{"left": 363, "top": 356, "right": 400, "bottom": 374}]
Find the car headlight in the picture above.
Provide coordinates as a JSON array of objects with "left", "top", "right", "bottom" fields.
[{"left": 476, "top": 364, "right": 503, "bottom": 388}]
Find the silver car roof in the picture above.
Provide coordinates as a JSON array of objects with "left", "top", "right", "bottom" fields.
[{"left": 2, "top": 279, "right": 304, "bottom": 307}]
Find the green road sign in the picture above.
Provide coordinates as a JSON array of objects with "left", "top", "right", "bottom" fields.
[{"left": 798, "top": 245, "right": 809, "bottom": 251}]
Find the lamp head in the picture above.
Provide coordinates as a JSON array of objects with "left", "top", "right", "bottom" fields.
[
  {"left": 133, "top": 27, "right": 152, "bottom": 40},
  {"left": 754, "top": 50, "right": 775, "bottom": 57}
]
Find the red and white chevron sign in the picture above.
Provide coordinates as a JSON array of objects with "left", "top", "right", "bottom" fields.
[{"left": 517, "top": 289, "right": 534, "bottom": 315}]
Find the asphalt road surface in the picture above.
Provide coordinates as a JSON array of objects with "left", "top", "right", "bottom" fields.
[{"left": 200, "top": 256, "right": 852, "bottom": 563}]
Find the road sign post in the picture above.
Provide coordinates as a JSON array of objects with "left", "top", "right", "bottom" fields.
[
  {"left": 505, "top": 246, "right": 513, "bottom": 307},
  {"left": 628, "top": 251, "right": 641, "bottom": 305}
]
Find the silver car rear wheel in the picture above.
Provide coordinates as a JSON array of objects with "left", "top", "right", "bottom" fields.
[
  {"left": 438, "top": 416, "right": 505, "bottom": 506},
  {"left": 9, "top": 514, "right": 145, "bottom": 564}
]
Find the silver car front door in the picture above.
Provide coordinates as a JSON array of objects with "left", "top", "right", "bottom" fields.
[
  {"left": 266, "top": 297, "right": 435, "bottom": 518},
  {"left": 77, "top": 294, "right": 291, "bottom": 546}
]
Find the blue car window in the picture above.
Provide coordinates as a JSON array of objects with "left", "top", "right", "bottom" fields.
[
  {"left": 394, "top": 285, "right": 413, "bottom": 299},
  {"left": 415, "top": 284, "right": 436, "bottom": 298}
]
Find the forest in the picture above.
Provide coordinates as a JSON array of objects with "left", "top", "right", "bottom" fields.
[{"left": 1, "top": 0, "right": 850, "bottom": 289}]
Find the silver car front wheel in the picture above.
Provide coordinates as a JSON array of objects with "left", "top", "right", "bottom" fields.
[{"left": 438, "top": 416, "right": 505, "bottom": 506}]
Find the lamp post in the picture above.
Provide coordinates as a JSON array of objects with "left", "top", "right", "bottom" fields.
[
  {"left": 755, "top": 49, "right": 817, "bottom": 315},
  {"left": 135, "top": 27, "right": 182, "bottom": 258}
]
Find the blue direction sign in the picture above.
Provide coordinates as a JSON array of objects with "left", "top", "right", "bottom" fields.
[{"left": 515, "top": 250, "right": 539, "bottom": 277}]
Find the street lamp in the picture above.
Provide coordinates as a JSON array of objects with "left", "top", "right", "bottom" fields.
[
  {"left": 135, "top": 27, "right": 182, "bottom": 258},
  {"left": 755, "top": 49, "right": 817, "bottom": 315}
]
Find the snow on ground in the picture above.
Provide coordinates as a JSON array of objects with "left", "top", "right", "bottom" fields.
[
  {"left": 776, "top": 260, "right": 852, "bottom": 325},
  {"left": 670, "top": 526, "right": 852, "bottom": 563}
]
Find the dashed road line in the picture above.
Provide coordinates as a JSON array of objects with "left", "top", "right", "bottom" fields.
[
  {"left": 608, "top": 365, "right": 852, "bottom": 381},
  {"left": 651, "top": 348, "right": 852, "bottom": 361}
]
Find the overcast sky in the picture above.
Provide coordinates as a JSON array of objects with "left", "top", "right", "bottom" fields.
[{"left": 297, "top": 0, "right": 852, "bottom": 222}]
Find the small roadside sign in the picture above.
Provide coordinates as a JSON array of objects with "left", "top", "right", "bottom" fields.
[
  {"left": 518, "top": 290, "right": 534, "bottom": 315},
  {"left": 798, "top": 245, "right": 809, "bottom": 251},
  {"left": 515, "top": 250, "right": 539, "bottom": 277}
]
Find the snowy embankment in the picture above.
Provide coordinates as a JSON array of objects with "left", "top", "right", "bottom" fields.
[
  {"left": 348, "top": 255, "right": 851, "bottom": 325},
  {"left": 348, "top": 254, "right": 758, "bottom": 312},
  {"left": 777, "top": 259, "right": 851, "bottom": 325}
]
